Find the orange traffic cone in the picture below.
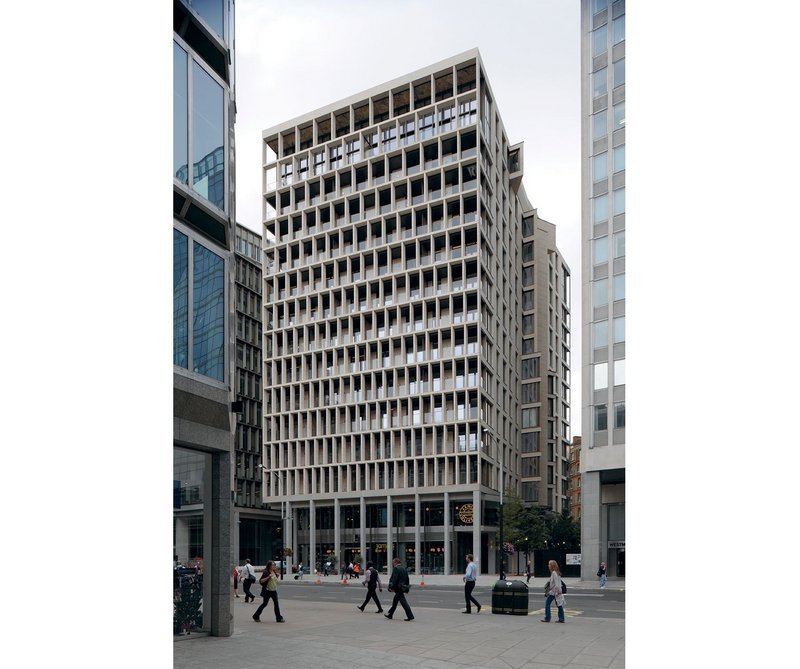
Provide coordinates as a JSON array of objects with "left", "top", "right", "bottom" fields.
[
  {"left": 315, "top": 576, "right": 321, "bottom": 585},
  {"left": 420, "top": 575, "right": 426, "bottom": 587},
  {"left": 341, "top": 576, "right": 348, "bottom": 585}
]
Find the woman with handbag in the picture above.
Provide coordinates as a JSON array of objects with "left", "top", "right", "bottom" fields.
[
  {"left": 540, "top": 559, "right": 565, "bottom": 623},
  {"left": 597, "top": 561, "right": 607, "bottom": 588},
  {"left": 252, "top": 561, "right": 285, "bottom": 623}
]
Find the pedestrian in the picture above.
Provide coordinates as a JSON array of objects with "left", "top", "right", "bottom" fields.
[
  {"left": 348, "top": 561, "right": 355, "bottom": 579},
  {"left": 324, "top": 561, "right": 330, "bottom": 577},
  {"left": 462, "top": 553, "right": 481, "bottom": 614},
  {"left": 384, "top": 557, "right": 414, "bottom": 621},
  {"left": 252, "top": 561, "right": 286, "bottom": 623},
  {"left": 357, "top": 561, "right": 384, "bottom": 613},
  {"left": 297, "top": 562, "right": 304, "bottom": 580},
  {"left": 524, "top": 560, "right": 532, "bottom": 584},
  {"left": 241, "top": 558, "right": 257, "bottom": 603},
  {"left": 233, "top": 565, "right": 241, "bottom": 597},
  {"left": 353, "top": 561, "right": 360, "bottom": 578},
  {"left": 540, "top": 559, "right": 565, "bottom": 623},
  {"left": 597, "top": 561, "right": 607, "bottom": 588}
]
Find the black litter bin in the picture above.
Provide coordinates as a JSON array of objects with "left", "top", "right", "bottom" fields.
[{"left": 491, "top": 579, "right": 529, "bottom": 615}]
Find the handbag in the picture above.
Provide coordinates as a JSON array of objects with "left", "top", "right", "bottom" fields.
[{"left": 400, "top": 583, "right": 410, "bottom": 593}]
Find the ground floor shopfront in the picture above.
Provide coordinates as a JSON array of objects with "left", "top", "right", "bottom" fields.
[{"left": 279, "top": 490, "right": 505, "bottom": 576}]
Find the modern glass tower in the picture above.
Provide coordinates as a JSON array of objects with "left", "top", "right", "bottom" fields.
[
  {"left": 580, "top": 0, "right": 626, "bottom": 580},
  {"left": 261, "top": 50, "right": 571, "bottom": 577},
  {"left": 173, "top": 0, "right": 236, "bottom": 636}
]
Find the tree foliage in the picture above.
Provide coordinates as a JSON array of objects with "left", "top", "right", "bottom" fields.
[{"left": 547, "top": 509, "right": 581, "bottom": 550}]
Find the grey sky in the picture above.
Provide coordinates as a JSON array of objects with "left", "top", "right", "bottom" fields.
[{"left": 234, "top": 0, "right": 582, "bottom": 433}]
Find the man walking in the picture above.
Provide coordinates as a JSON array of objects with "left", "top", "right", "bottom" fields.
[
  {"left": 384, "top": 557, "right": 414, "bottom": 621},
  {"left": 462, "top": 554, "right": 481, "bottom": 613},
  {"left": 241, "top": 558, "right": 257, "bottom": 603}
]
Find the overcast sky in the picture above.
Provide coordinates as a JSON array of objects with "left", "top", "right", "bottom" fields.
[{"left": 234, "top": 0, "right": 584, "bottom": 431}]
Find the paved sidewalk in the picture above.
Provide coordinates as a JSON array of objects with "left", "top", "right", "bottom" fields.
[{"left": 175, "top": 575, "right": 624, "bottom": 669}]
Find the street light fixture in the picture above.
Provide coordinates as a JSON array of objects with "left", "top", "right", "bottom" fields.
[
  {"left": 484, "top": 427, "right": 505, "bottom": 579},
  {"left": 258, "top": 464, "right": 287, "bottom": 580}
]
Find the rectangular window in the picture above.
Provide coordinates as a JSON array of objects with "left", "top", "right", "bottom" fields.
[
  {"left": 593, "top": 320, "right": 608, "bottom": 348},
  {"left": 613, "top": 273, "right": 625, "bottom": 301},
  {"left": 399, "top": 119, "right": 415, "bottom": 146},
  {"left": 593, "top": 194, "right": 608, "bottom": 224},
  {"left": 593, "top": 109, "right": 607, "bottom": 140},
  {"left": 592, "top": 24, "right": 607, "bottom": 57},
  {"left": 592, "top": 278, "right": 608, "bottom": 308},
  {"left": 614, "top": 401, "right": 625, "bottom": 428},
  {"left": 380, "top": 126, "right": 397, "bottom": 151},
  {"left": 613, "top": 187, "right": 625, "bottom": 215},
  {"left": 329, "top": 145, "right": 342, "bottom": 169},
  {"left": 613, "top": 316, "right": 625, "bottom": 343},
  {"left": 191, "top": 60, "right": 225, "bottom": 210},
  {"left": 613, "top": 145, "right": 625, "bottom": 173},
  {"left": 345, "top": 138, "right": 361, "bottom": 164},
  {"left": 592, "top": 0, "right": 608, "bottom": 11},
  {"left": 614, "top": 359, "right": 625, "bottom": 386},
  {"left": 613, "top": 230, "right": 625, "bottom": 258},
  {"left": 592, "top": 68, "right": 608, "bottom": 98},
  {"left": 174, "top": 230, "right": 189, "bottom": 367},
  {"left": 613, "top": 15, "right": 625, "bottom": 44},
  {"left": 593, "top": 362, "right": 608, "bottom": 390},
  {"left": 593, "top": 152, "right": 607, "bottom": 183},
  {"left": 173, "top": 42, "right": 188, "bottom": 184},
  {"left": 593, "top": 236, "right": 608, "bottom": 265},
  {"left": 313, "top": 150, "right": 325, "bottom": 175},
  {"left": 613, "top": 101, "right": 625, "bottom": 130},
  {"left": 613, "top": 58, "right": 625, "bottom": 88},
  {"left": 594, "top": 404, "right": 608, "bottom": 431},
  {"left": 174, "top": 232, "right": 226, "bottom": 382}
]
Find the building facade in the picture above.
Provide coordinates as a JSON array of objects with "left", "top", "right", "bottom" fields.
[
  {"left": 260, "top": 50, "right": 570, "bottom": 577},
  {"left": 233, "top": 224, "right": 281, "bottom": 564},
  {"left": 568, "top": 436, "right": 582, "bottom": 521},
  {"left": 580, "top": 0, "right": 626, "bottom": 579},
  {"left": 173, "top": 0, "right": 236, "bottom": 636}
]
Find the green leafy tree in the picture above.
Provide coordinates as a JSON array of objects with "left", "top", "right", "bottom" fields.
[
  {"left": 548, "top": 509, "right": 581, "bottom": 550},
  {"left": 519, "top": 504, "right": 549, "bottom": 554}
]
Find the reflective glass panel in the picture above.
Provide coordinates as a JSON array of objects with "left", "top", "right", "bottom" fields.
[
  {"left": 593, "top": 152, "right": 608, "bottom": 183},
  {"left": 614, "top": 359, "right": 625, "bottom": 386},
  {"left": 613, "top": 59, "right": 625, "bottom": 88},
  {"left": 191, "top": 62, "right": 225, "bottom": 210},
  {"left": 613, "top": 273, "right": 625, "bottom": 301},
  {"left": 592, "top": 24, "right": 608, "bottom": 57},
  {"left": 613, "top": 145, "right": 625, "bottom": 173},
  {"left": 192, "top": 0, "right": 224, "bottom": 39},
  {"left": 593, "top": 194, "right": 608, "bottom": 223},
  {"left": 593, "top": 320, "right": 608, "bottom": 348},
  {"left": 593, "top": 68, "right": 608, "bottom": 98},
  {"left": 593, "top": 236, "right": 608, "bottom": 265},
  {"left": 613, "top": 15, "right": 625, "bottom": 44},
  {"left": 173, "top": 43, "right": 188, "bottom": 184},
  {"left": 193, "top": 242, "right": 225, "bottom": 381},
  {"left": 613, "top": 101, "right": 625, "bottom": 130},
  {"left": 593, "top": 109, "right": 607, "bottom": 140},
  {"left": 613, "top": 231, "right": 625, "bottom": 258},
  {"left": 613, "top": 187, "right": 625, "bottom": 214},
  {"left": 594, "top": 362, "right": 608, "bottom": 390},
  {"left": 593, "top": 278, "right": 608, "bottom": 308},
  {"left": 173, "top": 230, "right": 189, "bottom": 368},
  {"left": 594, "top": 404, "right": 608, "bottom": 431},
  {"left": 613, "top": 316, "right": 625, "bottom": 343}
]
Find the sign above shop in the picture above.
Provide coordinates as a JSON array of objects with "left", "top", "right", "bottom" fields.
[
  {"left": 458, "top": 503, "right": 474, "bottom": 524},
  {"left": 608, "top": 540, "right": 625, "bottom": 549}
]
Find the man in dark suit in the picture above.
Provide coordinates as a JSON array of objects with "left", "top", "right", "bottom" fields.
[{"left": 384, "top": 557, "right": 414, "bottom": 621}]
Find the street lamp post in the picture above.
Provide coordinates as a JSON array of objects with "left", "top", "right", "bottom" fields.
[
  {"left": 259, "top": 465, "right": 286, "bottom": 580},
  {"left": 485, "top": 427, "right": 505, "bottom": 579}
]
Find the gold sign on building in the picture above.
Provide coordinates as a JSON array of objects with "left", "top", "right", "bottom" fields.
[{"left": 458, "top": 503, "right": 474, "bottom": 524}]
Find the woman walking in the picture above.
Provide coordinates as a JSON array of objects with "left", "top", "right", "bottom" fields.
[
  {"left": 233, "top": 565, "right": 241, "bottom": 597},
  {"left": 253, "top": 561, "right": 286, "bottom": 623},
  {"left": 597, "top": 561, "right": 607, "bottom": 588},
  {"left": 540, "top": 559, "right": 565, "bottom": 623}
]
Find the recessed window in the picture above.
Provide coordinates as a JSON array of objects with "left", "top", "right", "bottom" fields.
[
  {"left": 592, "top": 24, "right": 607, "bottom": 57},
  {"left": 613, "top": 231, "right": 625, "bottom": 258},
  {"left": 592, "top": 152, "right": 608, "bottom": 183},
  {"left": 593, "top": 236, "right": 608, "bottom": 265},
  {"left": 592, "top": 68, "right": 608, "bottom": 98},
  {"left": 614, "top": 401, "right": 625, "bottom": 428},
  {"left": 593, "top": 362, "right": 608, "bottom": 390},
  {"left": 593, "top": 193, "right": 609, "bottom": 224},
  {"left": 613, "top": 316, "right": 625, "bottom": 344},
  {"left": 594, "top": 404, "right": 608, "bottom": 431},
  {"left": 593, "top": 109, "right": 607, "bottom": 140},
  {"left": 613, "top": 101, "right": 625, "bottom": 130},
  {"left": 613, "top": 145, "right": 625, "bottom": 173},
  {"left": 592, "top": 278, "right": 608, "bottom": 308},
  {"left": 613, "top": 187, "right": 625, "bottom": 215},
  {"left": 614, "top": 359, "right": 625, "bottom": 386},
  {"left": 613, "top": 59, "right": 625, "bottom": 88},
  {"left": 613, "top": 273, "right": 625, "bottom": 301},
  {"left": 613, "top": 15, "right": 625, "bottom": 44},
  {"left": 593, "top": 320, "right": 608, "bottom": 348}
]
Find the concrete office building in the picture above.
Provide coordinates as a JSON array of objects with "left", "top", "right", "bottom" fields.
[
  {"left": 233, "top": 224, "right": 281, "bottom": 564},
  {"left": 261, "top": 50, "right": 570, "bottom": 576},
  {"left": 173, "top": 0, "right": 236, "bottom": 636},
  {"left": 580, "top": 0, "right": 626, "bottom": 580}
]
